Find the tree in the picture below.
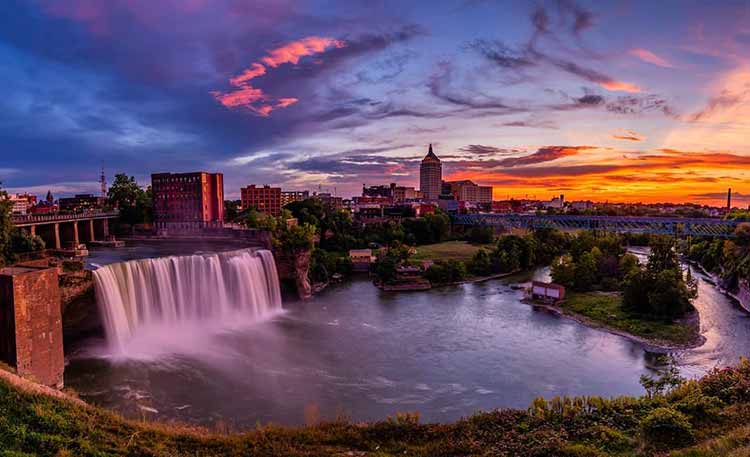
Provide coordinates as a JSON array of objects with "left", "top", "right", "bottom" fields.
[
  {"left": 573, "top": 251, "right": 598, "bottom": 291},
  {"left": 224, "top": 200, "right": 241, "bottom": 223},
  {"left": 107, "top": 174, "right": 152, "bottom": 226},
  {"left": 468, "top": 249, "right": 493, "bottom": 276},
  {"left": 551, "top": 255, "right": 576, "bottom": 288},
  {"left": 467, "top": 226, "right": 494, "bottom": 244},
  {"left": 0, "top": 183, "right": 13, "bottom": 265},
  {"left": 648, "top": 236, "right": 680, "bottom": 273}
]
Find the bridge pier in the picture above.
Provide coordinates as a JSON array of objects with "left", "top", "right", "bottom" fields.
[
  {"left": 59, "top": 222, "right": 79, "bottom": 248},
  {"left": 78, "top": 220, "right": 96, "bottom": 243},
  {"left": 93, "top": 219, "right": 109, "bottom": 240}
]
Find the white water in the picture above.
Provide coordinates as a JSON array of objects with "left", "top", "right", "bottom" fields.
[{"left": 93, "top": 249, "right": 282, "bottom": 353}]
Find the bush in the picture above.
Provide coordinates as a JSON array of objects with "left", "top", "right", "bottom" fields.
[
  {"left": 468, "top": 249, "right": 493, "bottom": 276},
  {"left": 466, "top": 226, "right": 494, "bottom": 244},
  {"left": 639, "top": 407, "right": 694, "bottom": 449},
  {"left": 425, "top": 260, "right": 466, "bottom": 285}
]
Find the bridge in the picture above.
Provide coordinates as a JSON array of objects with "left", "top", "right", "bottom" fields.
[
  {"left": 452, "top": 214, "right": 741, "bottom": 238},
  {"left": 11, "top": 211, "right": 119, "bottom": 249}
]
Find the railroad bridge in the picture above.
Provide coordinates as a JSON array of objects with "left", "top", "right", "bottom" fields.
[
  {"left": 452, "top": 214, "right": 741, "bottom": 238},
  {"left": 11, "top": 212, "right": 119, "bottom": 249}
]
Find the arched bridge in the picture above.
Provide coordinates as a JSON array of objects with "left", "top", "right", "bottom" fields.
[{"left": 452, "top": 214, "right": 741, "bottom": 238}]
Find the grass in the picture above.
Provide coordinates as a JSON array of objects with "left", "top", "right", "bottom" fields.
[
  {"left": 411, "top": 241, "right": 491, "bottom": 263},
  {"left": 558, "top": 292, "right": 700, "bottom": 346},
  {"left": 6, "top": 358, "right": 750, "bottom": 456}
]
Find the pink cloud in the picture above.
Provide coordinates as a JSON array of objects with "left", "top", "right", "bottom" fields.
[
  {"left": 628, "top": 48, "right": 674, "bottom": 68},
  {"left": 229, "top": 63, "right": 267, "bottom": 86},
  {"left": 260, "top": 36, "right": 346, "bottom": 68},
  {"left": 213, "top": 35, "right": 346, "bottom": 116}
]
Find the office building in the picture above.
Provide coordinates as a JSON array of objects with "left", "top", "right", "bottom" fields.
[
  {"left": 152, "top": 172, "right": 224, "bottom": 232},
  {"left": 241, "top": 185, "right": 282, "bottom": 216},
  {"left": 419, "top": 144, "right": 442, "bottom": 200}
]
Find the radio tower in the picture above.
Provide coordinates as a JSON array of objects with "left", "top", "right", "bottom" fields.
[{"left": 100, "top": 167, "right": 107, "bottom": 197}]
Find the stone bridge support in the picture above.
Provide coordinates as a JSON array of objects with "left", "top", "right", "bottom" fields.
[
  {"left": 93, "top": 219, "right": 109, "bottom": 240},
  {"left": 35, "top": 224, "right": 61, "bottom": 250},
  {"left": 59, "top": 222, "right": 79, "bottom": 248},
  {"left": 78, "top": 220, "right": 96, "bottom": 243}
]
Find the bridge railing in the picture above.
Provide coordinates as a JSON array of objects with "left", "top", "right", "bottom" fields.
[{"left": 11, "top": 210, "right": 119, "bottom": 225}]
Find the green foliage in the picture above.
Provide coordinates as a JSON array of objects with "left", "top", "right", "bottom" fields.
[
  {"left": 466, "top": 226, "right": 494, "bottom": 244},
  {"left": 107, "top": 174, "right": 152, "bottom": 226},
  {"left": 275, "top": 223, "right": 316, "bottom": 253},
  {"left": 5, "top": 356, "right": 750, "bottom": 455},
  {"left": 309, "top": 249, "right": 352, "bottom": 283},
  {"left": 223, "top": 200, "right": 241, "bottom": 223},
  {"left": 402, "top": 212, "right": 450, "bottom": 245},
  {"left": 640, "top": 365, "right": 685, "bottom": 398},
  {"left": 639, "top": 407, "right": 694, "bottom": 449},
  {"left": 468, "top": 248, "right": 493, "bottom": 276},
  {"left": 373, "top": 250, "right": 401, "bottom": 284},
  {"left": 425, "top": 260, "right": 466, "bottom": 285},
  {"left": 493, "top": 234, "right": 535, "bottom": 273}
]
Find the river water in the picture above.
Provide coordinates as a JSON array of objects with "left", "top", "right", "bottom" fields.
[{"left": 63, "top": 244, "right": 750, "bottom": 426}]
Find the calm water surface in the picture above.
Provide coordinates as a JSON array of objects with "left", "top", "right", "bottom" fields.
[{"left": 64, "top": 244, "right": 750, "bottom": 426}]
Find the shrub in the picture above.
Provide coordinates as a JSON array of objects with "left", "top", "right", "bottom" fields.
[
  {"left": 639, "top": 407, "right": 694, "bottom": 449},
  {"left": 425, "top": 260, "right": 466, "bottom": 285},
  {"left": 468, "top": 249, "right": 492, "bottom": 276}
]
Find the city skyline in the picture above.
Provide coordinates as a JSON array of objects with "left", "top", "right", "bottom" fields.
[{"left": 2, "top": 1, "right": 750, "bottom": 205}]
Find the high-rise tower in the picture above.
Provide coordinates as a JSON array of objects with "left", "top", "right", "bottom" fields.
[{"left": 419, "top": 144, "right": 442, "bottom": 200}]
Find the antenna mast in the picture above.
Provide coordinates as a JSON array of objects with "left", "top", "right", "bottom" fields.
[{"left": 100, "top": 167, "right": 107, "bottom": 197}]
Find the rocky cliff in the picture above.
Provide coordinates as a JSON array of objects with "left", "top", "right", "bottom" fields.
[{"left": 275, "top": 249, "right": 312, "bottom": 299}]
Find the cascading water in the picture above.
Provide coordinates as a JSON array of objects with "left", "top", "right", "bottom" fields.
[{"left": 93, "top": 249, "right": 282, "bottom": 352}]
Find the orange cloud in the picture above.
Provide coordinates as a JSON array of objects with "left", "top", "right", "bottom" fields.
[
  {"left": 212, "top": 36, "right": 346, "bottom": 116},
  {"left": 444, "top": 148, "right": 750, "bottom": 205},
  {"left": 599, "top": 80, "right": 642, "bottom": 93},
  {"left": 611, "top": 130, "right": 645, "bottom": 141},
  {"left": 260, "top": 36, "right": 345, "bottom": 68},
  {"left": 628, "top": 48, "right": 674, "bottom": 68}
]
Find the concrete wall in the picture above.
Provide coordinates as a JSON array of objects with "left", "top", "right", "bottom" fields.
[{"left": 0, "top": 267, "right": 64, "bottom": 388}]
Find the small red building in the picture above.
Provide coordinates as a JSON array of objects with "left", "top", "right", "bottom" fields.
[{"left": 530, "top": 281, "right": 566, "bottom": 302}]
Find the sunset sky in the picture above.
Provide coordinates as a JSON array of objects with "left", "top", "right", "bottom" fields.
[{"left": 2, "top": 0, "right": 750, "bottom": 205}]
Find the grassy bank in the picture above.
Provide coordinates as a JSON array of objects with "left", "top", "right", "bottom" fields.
[
  {"left": 557, "top": 292, "right": 701, "bottom": 348},
  {"left": 5, "top": 359, "right": 750, "bottom": 456},
  {"left": 411, "top": 241, "right": 490, "bottom": 263}
]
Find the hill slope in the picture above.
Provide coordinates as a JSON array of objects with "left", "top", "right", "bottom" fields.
[{"left": 3, "top": 360, "right": 750, "bottom": 456}]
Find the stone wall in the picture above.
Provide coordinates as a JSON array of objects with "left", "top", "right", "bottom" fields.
[{"left": 0, "top": 266, "right": 64, "bottom": 388}]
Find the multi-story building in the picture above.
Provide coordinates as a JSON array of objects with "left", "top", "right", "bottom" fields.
[
  {"left": 419, "top": 144, "right": 442, "bottom": 200},
  {"left": 442, "top": 180, "right": 493, "bottom": 204},
  {"left": 393, "top": 186, "right": 419, "bottom": 202},
  {"left": 313, "top": 192, "right": 343, "bottom": 210},
  {"left": 58, "top": 194, "right": 106, "bottom": 213},
  {"left": 7, "top": 194, "right": 34, "bottom": 214},
  {"left": 241, "top": 185, "right": 282, "bottom": 216},
  {"left": 363, "top": 183, "right": 396, "bottom": 199},
  {"left": 280, "top": 190, "right": 309, "bottom": 207},
  {"left": 152, "top": 172, "right": 224, "bottom": 233}
]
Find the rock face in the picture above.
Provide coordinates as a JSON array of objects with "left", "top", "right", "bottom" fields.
[{"left": 276, "top": 249, "right": 312, "bottom": 300}]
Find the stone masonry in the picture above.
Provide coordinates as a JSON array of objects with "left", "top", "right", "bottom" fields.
[{"left": 0, "top": 266, "right": 64, "bottom": 388}]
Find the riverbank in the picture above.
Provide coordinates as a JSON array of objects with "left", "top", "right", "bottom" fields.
[
  {"left": 526, "top": 292, "right": 705, "bottom": 352},
  {"left": 6, "top": 357, "right": 750, "bottom": 456}
]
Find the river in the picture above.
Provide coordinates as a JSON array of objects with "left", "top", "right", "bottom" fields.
[{"left": 63, "top": 243, "right": 750, "bottom": 426}]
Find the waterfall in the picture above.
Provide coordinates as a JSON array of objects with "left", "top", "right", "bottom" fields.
[{"left": 93, "top": 249, "right": 282, "bottom": 352}]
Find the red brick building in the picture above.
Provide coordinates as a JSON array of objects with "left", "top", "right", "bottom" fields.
[
  {"left": 152, "top": 172, "right": 224, "bottom": 233},
  {"left": 241, "top": 185, "right": 282, "bottom": 216}
]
